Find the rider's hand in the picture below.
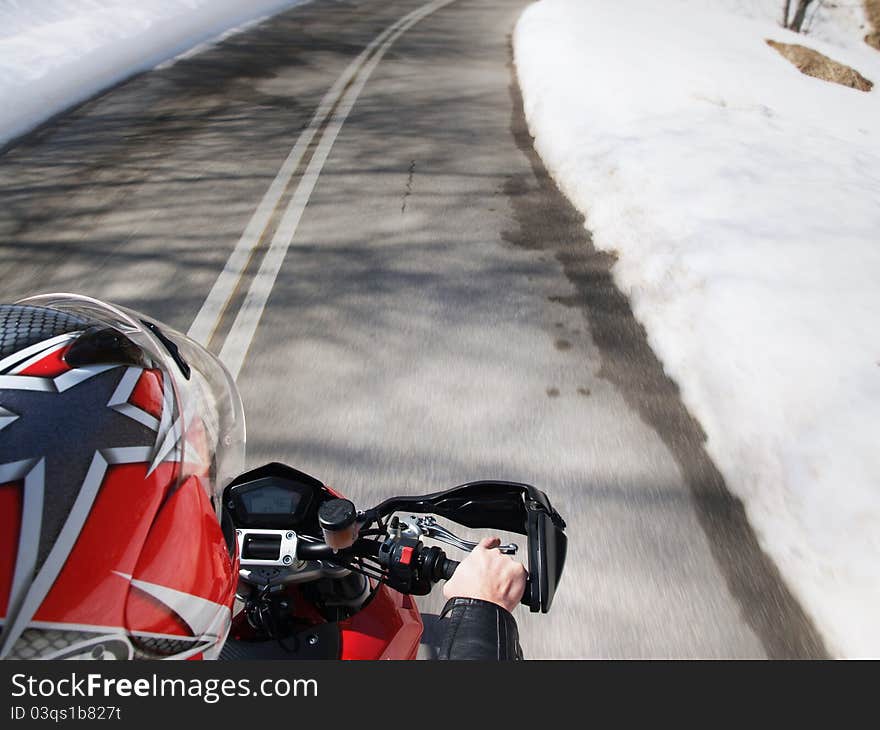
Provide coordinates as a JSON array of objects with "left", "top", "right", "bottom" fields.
[{"left": 442, "top": 536, "right": 527, "bottom": 613}]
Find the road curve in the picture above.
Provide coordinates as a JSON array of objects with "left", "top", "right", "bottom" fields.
[{"left": 0, "top": 0, "right": 827, "bottom": 658}]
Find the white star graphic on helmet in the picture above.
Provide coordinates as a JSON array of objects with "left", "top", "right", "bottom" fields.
[{"left": 0, "top": 341, "right": 185, "bottom": 659}]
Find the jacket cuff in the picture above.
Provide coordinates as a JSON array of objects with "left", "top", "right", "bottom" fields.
[{"left": 437, "top": 597, "right": 523, "bottom": 660}]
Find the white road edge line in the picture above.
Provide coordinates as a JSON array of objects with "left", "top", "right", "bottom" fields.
[
  {"left": 218, "top": 0, "right": 457, "bottom": 379},
  {"left": 187, "top": 8, "right": 415, "bottom": 345}
]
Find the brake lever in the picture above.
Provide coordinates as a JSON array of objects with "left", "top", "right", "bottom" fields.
[{"left": 412, "top": 516, "right": 518, "bottom": 555}]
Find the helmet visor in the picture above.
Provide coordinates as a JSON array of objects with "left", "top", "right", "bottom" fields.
[{"left": 15, "top": 293, "right": 246, "bottom": 511}]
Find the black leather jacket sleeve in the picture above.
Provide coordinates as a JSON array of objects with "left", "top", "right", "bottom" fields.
[{"left": 436, "top": 597, "right": 523, "bottom": 660}]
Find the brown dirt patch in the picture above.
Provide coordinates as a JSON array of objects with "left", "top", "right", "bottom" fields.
[
  {"left": 866, "top": 0, "right": 880, "bottom": 50},
  {"left": 766, "top": 39, "right": 874, "bottom": 91}
]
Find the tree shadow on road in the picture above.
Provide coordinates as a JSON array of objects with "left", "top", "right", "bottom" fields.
[{"left": 502, "top": 41, "right": 827, "bottom": 660}]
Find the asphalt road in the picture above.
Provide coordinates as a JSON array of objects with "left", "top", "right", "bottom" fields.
[{"left": 0, "top": 0, "right": 827, "bottom": 658}]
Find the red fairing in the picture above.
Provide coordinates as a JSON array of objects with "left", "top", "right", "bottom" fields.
[
  {"left": 339, "top": 585, "right": 423, "bottom": 660},
  {"left": 229, "top": 583, "right": 423, "bottom": 659}
]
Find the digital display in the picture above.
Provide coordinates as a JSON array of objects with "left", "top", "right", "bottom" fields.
[{"left": 240, "top": 485, "right": 300, "bottom": 516}]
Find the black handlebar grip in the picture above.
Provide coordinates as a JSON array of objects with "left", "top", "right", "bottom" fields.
[{"left": 439, "top": 557, "right": 459, "bottom": 581}]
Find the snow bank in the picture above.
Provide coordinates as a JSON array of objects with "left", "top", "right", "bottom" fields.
[
  {"left": 0, "top": 0, "right": 307, "bottom": 148},
  {"left": 514, "top": 0, "right": 880, "bottom": 657}
]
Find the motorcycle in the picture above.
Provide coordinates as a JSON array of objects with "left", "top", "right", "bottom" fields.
[{"left": 220, "top": 462, "right": 567, "bottom": 660}]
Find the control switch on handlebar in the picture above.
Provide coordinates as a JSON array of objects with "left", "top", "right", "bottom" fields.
[{"left": 376, "top": 536, "right": 457, "bottom": 596}]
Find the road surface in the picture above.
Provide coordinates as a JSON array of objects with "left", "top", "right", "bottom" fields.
[{"left": 0, "top": 0, "right": 826, "bottom": 658}]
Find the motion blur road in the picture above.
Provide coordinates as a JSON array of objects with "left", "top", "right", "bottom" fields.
[{"left": 0, "top": 0, "right": 827, "bottom": 657}]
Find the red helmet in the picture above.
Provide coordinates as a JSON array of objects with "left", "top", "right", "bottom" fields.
[{"left": 0, "top": 294, "right": 245, "bottom": 660}]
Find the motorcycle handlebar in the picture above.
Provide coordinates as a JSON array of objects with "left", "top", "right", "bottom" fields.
[
  {"left": 296, "top": 537, "right": 458, "bottom": 583},
  {"left": 437, "top": 556, "right": 459, "bottom": 581},
  {"left": 295, "top": 540, "right": 335, "bottom": 560}
]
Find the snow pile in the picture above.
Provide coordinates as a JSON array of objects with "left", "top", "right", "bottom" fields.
[
  {"left": 712, "top": 0, "right": 871, "bottom": 47},
  {"left": 0, "top": 0, "right": 306, "bottom": 148},
  {"left": 514, "top": 0, "right": 880, "bottom": 657}
]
